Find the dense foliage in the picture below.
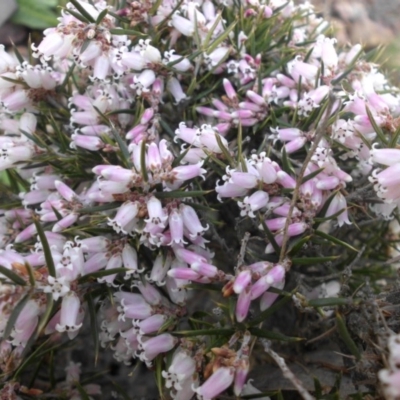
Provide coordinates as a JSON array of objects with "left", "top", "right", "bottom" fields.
[{"left": 1, "top": 0, "right": 400, "bottom": 399}]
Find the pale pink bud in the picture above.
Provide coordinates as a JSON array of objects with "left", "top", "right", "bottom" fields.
[
  {"left": 325, "top": 192, "right": 351, "bottom": 226},
  {"left": 145, "top": 196, "right": 168, "bottom": 228},
  {"left": 233, "top": 270, "right": 252, "bottom": 294},
  {"left": 238, "top": 190, "right": 269, "bottom": 217},
  {"left": 108, "top": 201, "right": 139, "bottom": 234},
  {"left": 52, "top": 212, "right": 79, "bottom": 233},
  {"left": 55, "top": 180, "right": 76, "bottom": 202},
  {"left": 258, "top": 160, "right": 278, "bottom": 184},
  {"left": 79, "top": 236, "right": 109, "bottom": 253},
  {"left": 371, "top": 147, "right": 400, "bottom": 167},
  {"left": 137, "top": 314, "right": 167, "bottom": 335},
  {"left": 216, "top": 182, "right": 248, "bottom": 201},
  {"left": 260, "top": 279, "right": 285, "bottom": 311},
  {"left": 21, "top": 189, "right": 51, "bottom": 206},
  {"left": 14, "top": 223, "right": 37, "bottom": 243},
  {"left": 223, "top": 78, "right": 237, "bottom": 100},
  {"left": 56, "top": 291, "right": 82, "bottom": 334},
  {"left": 316, "top": 176, "right": 340, "bottom": 190},
  {"left": 171, "top": 161, "right": 206, "bottom": 180},
  {"left": 122, "top": 300, "right": 153, "bottom": 321},
  {"left": 264, "top": 217, "right": 286, "bottom": 231},
  {"left": 167, "top": 77, "right": 187, "bottom": 104},
  {"left": 191, "top": 261, "right": 218, "bottom": 278},
  {"left": 37, "top": 32, "right": 64, "bottom": 56},
  {"left": 119, "top": 50, "right": 146, "bottom": 71},
  {"left": 246, "top": 90, "right": 266, "bottom": 106},
  {"left": 285, "top": 137, "right": 307, "bottom": 153},
  {"left": 71, "top": 134, "right": 104, "bottom": 151},
  {"left": 236, "top": 286, "right": 252, "bottom": 323},
  {"left": 83, "top": 252, "right": 108, "bottom": 274},
  {"left": 276, "top": 170, "right": 296, "bottom": 188},
  {"left": 167, "top": 267, "right": 201, "bottom": 281},
  {"left": 171, "top": 14, "right": 194, "bottom": 36},
  {"left": 169, "top": 208, "right": 185, "bottom": 245},
  {"left": 140, "top": 333, "right": 177, "bottom": 361},
  {"left": 195, "top": 367, "right": 234, "bottom": 399},
  {"left": 230, "top": 172, "right": 258, "bottom": 189},
  {"left": 234, "top": 358, "right": 250, "bottom": 396},
  {"left": 150, "top": 253, "right": 172, "bottom": 284},
  {"left": 122, "top": 244, "right": 138, "bottom": 277},
  {"left": 136, "top": 280, "right": 162, "bottom": 305},
  {"left": 287, "top": 222, "right": 308, "bottom": 237},
  {"left": 146, "top": 143, "right": 161, "bottom": 172},
  {"left": 173, "top": 245, "right": 208, "bottom": 264},
  {"left": 141, "top": 108, "right": 154, "bottom": 124}
]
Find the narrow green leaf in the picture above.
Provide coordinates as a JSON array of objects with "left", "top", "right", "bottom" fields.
[
  {"left": 3, "top": 293, "right": 31, "bottom": 341},
  {"left": 74, "top": 382, "right": 91, "bottom": 400},
  {"left": 86, "top": 292, "right": 100, "bottom": 365},
  {"left": 308, "top": 297, "right": 350, "bottom": 307},
  {"left": 79, "top": 203, "right": 120, "bottom": 213},
  {"left": 246, "top": 295, "right": 292, "bottom": 327},
  {"left": 94, "top": 106, "right": 132, "bottom": 168},
  {"left": 0, "top": 265, "right": 27, "bottom": 286},
  {"left": 1, "top": 76, "right": 26, "bottom": 86},
  {"left": 154, "top": 190, "right": 212, "bottom": 199},
  {"left": 24, "top": 263, "right": 36, "bottom": 287},
  {"left": 206, "top": 20, "right": 236, "bottom": 55},
  {"left": 390, "top": 123, "right": 400, "bottom": 148},
  {"left": 79, "top": 268, "right": 129, "bottom": 283},
  {"left": 59, "top": 62, "right": 76, "bottom": 91},
  {"left": 314, "top": 230, "right": 359, "bottom": 252},
  {"left": 365, "top": 105, "right": 388, "bottom": 145},
  {"left": 106, "top": 109, "right": 136, "bottom": 116},
  {"left": 336, "top": 312, "right": 361, "bottom": 360},
  {"left": 69, "top": 0, "right": 96, "bottom": 22},
  {"left": 64, "top": 7, "right": 91, "bottom": 23},
  {"left": 202, "top": 12, "right": 222, "bottom": 49},
  {"left": 159, "top": 118, "right": 175, "bottom": 138},
  {"left": 292, "top": 256, "right": 340, "bottom": 265},
  {"left": 258, "top": 213, "right": 280, "bottom": 255},
  {"left": 281, "top": 147, "right": 295, "bottom": 175},
  {"left": 215, "top": 132, "right": 235, "bottom": 167},
  {"left": 95, "top": 8, "right": 108, "bottom": 25},
  {"left": 140, "top": 139, "right": 149, "bottom": 182},
  {"left": 249, "top": 327, "right": 303, "bottom": 342},
  {"left": 37, "top": 293, "right": 54, "bottom": 334},
  {"left": 301, "top": 167, "right": 324, "bottom": 184},
  {"left": 51, "top": 205, "right": 63, "bottom": 221},
  {"left": 157, "top": 317, "right": 176, "bottom": 334},
  {"left": 155, "top": 355, "right": 164, "bottom": 400},
  {"left": 237, "top": 122, "right": 247, "bottom": 172},
  {"left": 14, "top": 336, "right": 52, "bottom": 379},
  {"left": 33, "top": 217, "right": 56, "bottom": 277},
  {"left": 173, "top": 328, "right": 235, "bottom": 337},
  {"left": 288, "top": 235, "right": 312, "bottom": 256},
  {"left": 109, "top": 381, "right": 131, "bottom": 400},
  {"left": 109, "top": 28, "right": 147, "bottom": 37}
]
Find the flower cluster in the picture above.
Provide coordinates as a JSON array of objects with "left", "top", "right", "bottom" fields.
[{"left": 0, "top": 0, "right": 399, "bottom": 398}]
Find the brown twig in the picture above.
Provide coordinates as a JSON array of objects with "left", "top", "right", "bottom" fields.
[{"left": 261, "top": 340, "right": 315, "bottom": 400}]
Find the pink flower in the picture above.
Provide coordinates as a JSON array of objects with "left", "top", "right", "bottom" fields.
[
  {"left": 194, "top": 367, "right": 234, "bottom": 399},
  {"left": 55, "top": 292, "right": 83, "bottom": 336}
]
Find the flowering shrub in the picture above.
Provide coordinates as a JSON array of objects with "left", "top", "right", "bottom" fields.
[{"left": 0, "top": 0, "right": 400, "bottom": 398}]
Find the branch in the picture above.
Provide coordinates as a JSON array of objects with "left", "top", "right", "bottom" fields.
[{"left": 261, "top": 340, "right": 315, "bottom": 400}]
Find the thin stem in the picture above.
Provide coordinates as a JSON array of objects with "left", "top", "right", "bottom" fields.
[
  {"left": 261, "top": 340, "right": 315, "bottom": 400},
  {"left": 236, "top": 231, "right": 250, "bottom": 271}
]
